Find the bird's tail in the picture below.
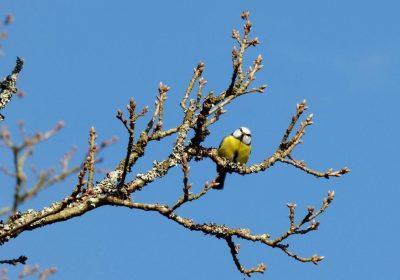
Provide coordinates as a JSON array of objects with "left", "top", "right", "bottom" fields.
[{"left": 214, "top": 167, "right": 227, "bottom": 190}]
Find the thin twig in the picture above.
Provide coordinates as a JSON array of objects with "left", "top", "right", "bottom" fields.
[
  {"left": 226, "top": 236, "right": 266, "bottom": 277},
  {"left": 86, "top": 127, "right": 97, "bottom": 194},
  {"left": 279, "top": 158, "right": 350, "bottom": 178},
  {"left": 0, "top": 255, "right": 27, "bottom": 265}
]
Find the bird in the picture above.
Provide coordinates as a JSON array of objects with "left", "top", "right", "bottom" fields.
[{"left": 214, "top": 127, "right": 251, "bottom": 190}]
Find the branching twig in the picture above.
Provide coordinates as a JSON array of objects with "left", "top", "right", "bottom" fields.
[
  {"left": 4, "top": 122, "right": 65, "bottom": 214},
  {"left": 271, "top": 191, "right": 335, "bottom": 249},
  {"left": 171, "top": 180, "right": 218, "bottom": 211},
  {"left": 279, "top": 158, "right": 350, "bottom": 178},
  {"left": 180, "top": 62, "right": 204, "bottom": 110},
  {"left": 117, "top": 99, "right": 148, "bottom": 189},
  {"left": 281, "top": 99, "right": 308, "bottom": 145},
  {"left": 226, "top": 237, "right": 266, "bottom": 277}
]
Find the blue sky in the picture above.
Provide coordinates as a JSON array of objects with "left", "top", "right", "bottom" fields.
[{"left": 0, "top": 1, "right": 399, "bottom": 279}]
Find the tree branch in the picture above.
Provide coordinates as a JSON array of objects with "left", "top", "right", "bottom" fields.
[
  {"left": 0, "top": 255, "right": 27, "bottom": 265},
  {"left": 226, "top": 237, "right": 266, "bottom": 277},
  {"left": 0, "top": 57, "right": 24, "bottom": 120}
]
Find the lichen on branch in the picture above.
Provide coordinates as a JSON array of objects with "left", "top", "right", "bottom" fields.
[{"left": 0, "top": 57, "right": 24, "bottom": 120}]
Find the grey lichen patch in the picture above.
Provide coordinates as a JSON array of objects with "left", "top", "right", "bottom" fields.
[
  {"left": 96, "top": 170, "right": 123, "bottom": 193},
  {"left": 87, "top": 197, "right": 98, "bottom": 208},
  {"left": 136, "top": 154, "right": 181, "bottom": 185},
  {"left": 0, "top": 57, "right": 24, "bottom": 120},
  {"left": 172, "top": 143, "right": 185, "bottom": 157},
  {"left": 260, "top": 233, "right": 271, "bottom": 240},
  {"left": 42, "top": 207, "right": 52, "bottom": 214}
]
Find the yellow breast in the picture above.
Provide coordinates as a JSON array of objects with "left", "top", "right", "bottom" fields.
[{"left": 218, "top": 135, "right": 251, "bottom": 164}]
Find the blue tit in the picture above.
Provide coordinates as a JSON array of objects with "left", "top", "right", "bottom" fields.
[{"left": 215, "top": 127, "right": 251, "bottom": 190}]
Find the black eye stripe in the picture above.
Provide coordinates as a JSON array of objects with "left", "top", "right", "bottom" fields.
[
  {"left": 239, "top": 128, "right": 251, "bottom": 136},
  {"left": 233, "top": 128, "right": 251, "bottom": 139}
]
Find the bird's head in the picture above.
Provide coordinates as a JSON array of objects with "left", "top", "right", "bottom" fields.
[{"left": 232, "top": 127, "right": 251, "bottom": 145}]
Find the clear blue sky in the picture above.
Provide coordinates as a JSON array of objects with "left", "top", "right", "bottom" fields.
[{"left": 0, "top": 1, "right": 399, "bottom": 279}]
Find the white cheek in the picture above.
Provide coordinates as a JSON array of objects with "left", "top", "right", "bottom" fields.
[
  {"left": 242, "top": 135, "right": 251, "bottom": 145},
  {"left": 232, "top": 129, "right": 242, "bottom": 138}
]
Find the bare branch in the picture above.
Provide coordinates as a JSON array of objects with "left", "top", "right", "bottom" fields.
[
  {"left": 171, "top": 180, "right": 218, "bottom": 211},
  {"left": 85, "top": 127, "right": 97, "bottom": 194},
  {"left": 279, "top": 158, "right": 350, "bottom": 178},
  {"left": 226, "top": 237, "right": 266, "bottom": 277},
  {"left": 272, "top": 191, "right": 335, "bottom": 247},
  {"left": 39, "top": 267, "right": 57, "bottom": 280},
  {"left": 181, "top": 153, "right": 191, "bottom": 201},
  {"left": 0, "top": 255, "right": 27, "bottom": 265},
  {"left": 116, "top": 99, "right": 149, "bottom": 190},
  {"left": 281, "top": 99, "right": 308, "bottom": 145},
  {"left": 146, "top": 83, "right": 169, "bottom": 135},
  {"left": 180, "top": 62, "right": 204, "bottom": 110},
  {"left": 16, "top": 264, "right": 56, "bottom": 280},
  {"left": 0, "top": 57, "right": 24, "bottom": 120}
]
